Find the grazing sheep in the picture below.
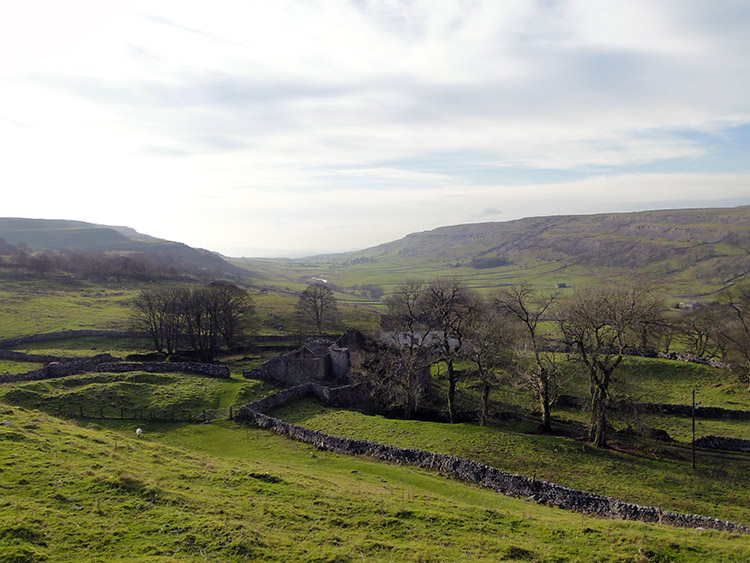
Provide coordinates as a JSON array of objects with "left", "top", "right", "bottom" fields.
[{"left": 135, "top": 428, "right": 142, "bottom": 438}]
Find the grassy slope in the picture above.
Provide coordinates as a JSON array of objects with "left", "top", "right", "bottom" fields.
[
  {"left": 0, "top": 278, "right": 137, "bottom": 339},
  {"left": 2, "top": 406, "right": 749, "bottom": 562},
  {"left": 433, "top": 355, "right": 750, "bottom": 443},
  {"left": 0, "top": 276, "right": 379, "bottom": 340},
  {"left": 272, "top": 399, "right": 750, "bottom": 525}
]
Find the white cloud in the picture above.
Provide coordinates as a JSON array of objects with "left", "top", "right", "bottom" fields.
[{"left": 0, "top": 1, "right": 749, "bottom": 255}]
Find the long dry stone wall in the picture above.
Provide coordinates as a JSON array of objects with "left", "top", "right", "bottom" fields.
[
  {"left": 695, "top": 436, "right": 750, "bottom": 452},
  {"left": 0, "top": 354, "right": 118, "bottom": 383},
  {"left": 237, "top": 384, "right": 749, "bottom": 534},
  {"left": 0, "top": 330, "right": 146, "bottom": 349},
  {"left": 557, "top": 395, "right": 750, "bottom": 421},
  {"left": 96, "top": 362, "right": 230, "bottom": 378},
  {"left": 0, "top": 349, "right": 70, "bottom": 363},
  {"left": 638, "top": 403, "right": 750, "bottom": 420},
  {"left": 0, "top": 357, "right": 229, "bottom": 383}
]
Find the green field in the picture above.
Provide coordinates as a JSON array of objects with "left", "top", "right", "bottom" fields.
[
  {"left": 1, "top": 245, "right": 750, "bottom": 561},
  {"left": 0, "top": 278, "right": 137, "bottom": 339},
  {"left": 271, "top": 397, "right": 750, "bottom": 525},
  {"left": 2, "top": 403, "right": 749, "bottom": 562}
]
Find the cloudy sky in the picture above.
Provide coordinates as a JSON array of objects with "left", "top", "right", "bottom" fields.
[{"left": 1, "top": 1, "right": 749, "bottom": 257}]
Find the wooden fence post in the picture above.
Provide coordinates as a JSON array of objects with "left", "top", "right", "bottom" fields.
[{"left": 79, "top": 406, "right": 83, "bottom": 418}]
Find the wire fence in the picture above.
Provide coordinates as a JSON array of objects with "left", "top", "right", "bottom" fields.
[{"left": 50, "top": 404, "right": 236, "bottom": 423}]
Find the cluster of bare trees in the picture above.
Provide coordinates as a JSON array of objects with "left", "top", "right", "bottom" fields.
[
  {"left": 132, "top": 282, "right": 254, "bottom": 360},
  {"left": 557, "top": 286, "right": 662, "bottom": 447},
  {"left": 374, "top": 279, "right": 694, "bottom": 448},
  {"left": 674, "top": 287, "right": 750, "bottom": 385},
  {"left": 375, "top": 279, "right": 562, "bottom": 428}
]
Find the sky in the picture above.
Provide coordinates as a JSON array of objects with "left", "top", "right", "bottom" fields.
[{"left": 1, "top": 0, "right": 749, "bottom": 257}]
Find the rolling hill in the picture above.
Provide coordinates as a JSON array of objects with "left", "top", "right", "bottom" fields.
[
  {"left": 0, "top": 217, "right": 248, "bottom": 279},
  {"left": 238, "top": 206, "right": 750, "bottom": 300},
  {"left": 342, "top": 206, "right": 750, "bottom": 270}
]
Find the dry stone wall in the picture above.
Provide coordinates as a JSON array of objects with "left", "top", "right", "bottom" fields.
[
  {"left": 96, "top": 362, "right": 230, "bottom": 378},
  {"left": 0, "top": 330, "right": 145, "bottom": 349},
  {"left": 557, "top": 394, "right": 750, "bottom": 421},
  {"left": 237, "top": 384, "right": 750, "bottom": 534},
  {"left": 695, "top": 436, "right": 750, "bottom": 452},
  {"left": 1, "top": 357, "right": 229, "bottom": 383},
  {"left": 0, "top": 354, "right": 118, "bottom": 383}
]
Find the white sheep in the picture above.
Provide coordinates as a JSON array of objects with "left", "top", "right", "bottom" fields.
[{"left": 135, "top": 428, "right": 143, "bottom": 438}]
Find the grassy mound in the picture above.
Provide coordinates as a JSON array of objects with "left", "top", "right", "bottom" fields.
[{"left": 0, "top": 371, "right": 274, "bottom": 421}]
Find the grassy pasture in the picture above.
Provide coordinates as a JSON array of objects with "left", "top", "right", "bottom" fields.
[
  {"left": 566, "top": 356, "right": 749, "bottom": 409},
  {"left": 0, "top": 278, "right": 137, "bottom": 339},
  {"left": 0, "top": 359, "right": 43, "bottom": 374},
  {"left": 2, "top": 405, "right": 749, "bottom": 562},
  {"left": 272, "top": 399, "right": 750, "bottom": 524},
  {"left": 239, "top": 246, "right": 733, "bottom": 304},
  {"left": 0, "top": 274, "right": 380, "bottom": 342},
  {"left": 0, "top": 269, "right": 748, "bottom": 560},
  {"left": 0, "top": 371, "right": 274, "bottom": 420},
  {"left": 9, "top": 336, "right": 154, "bottom": 358}
]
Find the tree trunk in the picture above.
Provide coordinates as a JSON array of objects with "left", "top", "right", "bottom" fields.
[
  {"left": 539, "top": 375, "right": 551, "bottom": 433},
  {"left": 447, "top": 372, "right": 456, "bottom": 424},
  {"left": 404, "top": 396, "right": 414, "bottom": 419},
  {"left": 589, "top": 386, "right": 608, "bottom": 448},
  {"left": 480, "top": 382, "right": 490, "bottom": 427}
]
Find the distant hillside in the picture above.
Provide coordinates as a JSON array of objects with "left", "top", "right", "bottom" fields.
[
  {"left": 0, "top": 218, "right": 248, "bottom": 279},
  {"left": 358, "top": 206, "right": 750, "bottom": 269},
  {"left": 252, "top": 206, "right": 750, "bottom": 300}
]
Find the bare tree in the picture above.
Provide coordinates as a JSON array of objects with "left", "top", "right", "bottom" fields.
[
  {"left": 133, "top": 289, "right": 167, "bottom": 353},
  {"left": 494, "top": 285, "right": 558, "bottom": 432},
  {"left": 208, "top": 281, "right": 255, "bottom": 348},
  {"left": 558, "top": 285, "right": 662, "bottom": 448},
  {"left": 721, "top": 284, "right": 750, "bottom": 388},
  {"left": 463, "top": 299, "right": 516, "bottom": 426},
  {"left": 676, "top": 304, "right": 726, "bottom": 358},
  {"left": 296, "top": 283, "right": 339, "bottom": 334},
  {"left": 132, "top": 287, "right": 186, "bottom": 354},
  {"left": 424, "top": 278, "right": 477, "bottom": 423},
  {"left": 377, "top": 280, "right": 435, "bottom": 418},
  {"left": 132, "top": 282, "right": 252, "bottom": 359}
]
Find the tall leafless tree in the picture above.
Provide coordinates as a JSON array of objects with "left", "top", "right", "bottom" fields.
[
  {"left": 296, "top": 283, "right": 339, "bottom": 334},
  {"left": 495, "top": 285, "right": 558, "bottom": 432},
  {"left": 463, "top": 299, "right": 517, "bottom": 426},
  {"left": 721, "top": 284, "right": 750, "bottom": 388},
  {"left": 424, "top": 278, "right": 477, "bottom": 423},
  {"left": 378, "top": 281, "right": 434, "bottom": 418},
  {"left": 558, "top": 285, "right": 662, "bottom": 448}
]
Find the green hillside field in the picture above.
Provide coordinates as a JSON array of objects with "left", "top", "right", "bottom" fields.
[{"left": 1, "top": 368, "right": 749, "bottom": 562}]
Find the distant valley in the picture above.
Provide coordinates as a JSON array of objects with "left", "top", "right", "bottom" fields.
[{"left": 3, "top": 206, "right": 750, "bottom": 301}]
